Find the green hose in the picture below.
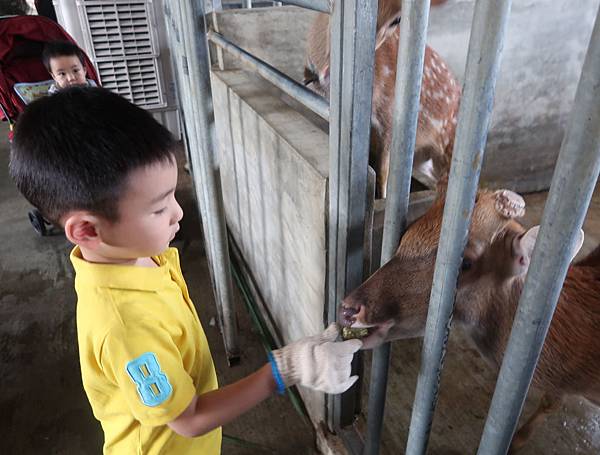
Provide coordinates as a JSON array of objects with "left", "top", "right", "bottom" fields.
[{"left": 228, "top": 245, "right": 311, "bottom": 428}]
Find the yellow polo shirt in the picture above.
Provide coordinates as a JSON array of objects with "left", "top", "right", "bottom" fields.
[{"left": 71, "top": 246, "right": 221, "bottom": 454}]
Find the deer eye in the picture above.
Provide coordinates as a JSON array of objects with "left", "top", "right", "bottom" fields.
[{"left": 461, "top": 258, "right": 473, "bottom": 271}]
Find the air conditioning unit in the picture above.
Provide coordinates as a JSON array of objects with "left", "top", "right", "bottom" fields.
[{"left": 53, "top": 0, "right": 180, "bottom": 139}]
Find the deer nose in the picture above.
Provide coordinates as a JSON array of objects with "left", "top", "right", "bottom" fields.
[{"left": 339, "top": 304, "right": 360, "bottom": 326}]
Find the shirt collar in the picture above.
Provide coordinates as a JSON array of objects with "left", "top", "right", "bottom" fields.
[{"left": 70, "top": 246, "right": 179, "bottom": 291}]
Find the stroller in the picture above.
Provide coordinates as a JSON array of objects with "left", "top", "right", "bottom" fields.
[{"left": 0, "top": 14, "right": 100, "bottom": 235}]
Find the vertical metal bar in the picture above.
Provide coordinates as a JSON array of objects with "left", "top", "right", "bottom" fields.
[
  {"left": 164, "top": 0, "right": 240, "bottom": 361},
  {"left": 364, "top": 1, "right": 431, "bottom": 454},
  {"left": 242, "top": 0, "right": 252, "bottom": 8},
  {"left": 405, "top": 1, "right": 513, "bottom": 453},
  {"left": 212, "top": 0, "right": 223, "bottom": 12},
  {"left": 477, "top": 5, "right": 600, "bottom": 454},
  {"left": 164, "top": 3, "right": 215, "bottom": 273},
  {"left": 171, "top": 1, "right": 225, "bottom": 337},
  {"left": 326, "top": 0, "right": 378, "bottom": 431}
]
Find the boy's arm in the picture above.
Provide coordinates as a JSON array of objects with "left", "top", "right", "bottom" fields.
[
  {"left": 168, "top": 324, "right": 362, "bottom": 438},
  {"left": 168, "top": 364, "right": 275, "bottom": 437}
]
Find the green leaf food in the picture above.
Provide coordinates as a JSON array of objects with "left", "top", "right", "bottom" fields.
[{"left": 342, "top": 326, "right": 369, "bottom": 340}]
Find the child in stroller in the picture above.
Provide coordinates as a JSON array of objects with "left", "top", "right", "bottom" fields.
[
  {"left": 0, "top": 14, "right": 99, "bottom": 235},
  {"left": 43, "top": 40, "right": 97, "bottom": 94}
]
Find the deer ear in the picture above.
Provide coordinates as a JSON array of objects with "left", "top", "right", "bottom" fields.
[
  {"left": 374, "top": 1, "right": 402, "bottom": 51},
  {"left": 518, "top": 225, "right": 585, "bottom": 263},
  {"left": 570, "top": 229, "right": 585, "bottom": 262},
  {"left": 507, "top": 226, "right": 539, "bottom": 276},
  {"left": 519, "top": 226, "right": 539, "bottom": 259}
]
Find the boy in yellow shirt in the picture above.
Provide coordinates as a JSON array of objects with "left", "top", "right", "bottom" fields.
[{"left": 9, "top": 87, "right": 362, "bottom": 454}]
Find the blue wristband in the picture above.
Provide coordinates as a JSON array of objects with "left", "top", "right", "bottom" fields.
[{"left": 267, "top": 351, "right": 286, "bottom": 395}]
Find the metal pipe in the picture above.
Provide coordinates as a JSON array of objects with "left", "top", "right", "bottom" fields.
[
  {"left": 477, "top": 5, "right": 600, "bottom": 454},
  {"left": 364, "top": 1, "right": 432, "bottom": 454},
  {"left": 207, "top": 31, "right": 330, "bottom": 121},
  {"left": 173, "top": 2, "right": 226, "bottom": 332},
  {"left": 242, "top": 0, "right": 252, "bottom": 8},
  {"left": 405, "top": 1, "right": 513, "bottom": 453},
  {"left": 326, "top": 0, "right": 378, "bottom": 432},
  {"left": 280, "top": 0, "right": 330, "bottom": 13},
  {"left": 164, "top": 0, "right": 240, "bottom": 360},
  {"left": 164, "top": 3, "right": 223, "bottom": 327}
]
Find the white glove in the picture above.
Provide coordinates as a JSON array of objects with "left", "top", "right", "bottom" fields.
[{"left": 270, "top": 324, "right": 362, "bottom": 394}]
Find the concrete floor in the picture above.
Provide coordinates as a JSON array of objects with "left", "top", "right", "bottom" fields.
[
  {"left": 2, "top": 115, "right": 600, "bottom": 454},
  {"left": 0, "top": 121, "right": 316, "bottom": 454}
]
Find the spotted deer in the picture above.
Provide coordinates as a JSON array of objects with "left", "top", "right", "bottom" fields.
[
  {"left": 304, "top": 0, "right": 460, "bottom": 198},
  {"left": 339, "top": 186, "right": 600, "bottom": 452}
]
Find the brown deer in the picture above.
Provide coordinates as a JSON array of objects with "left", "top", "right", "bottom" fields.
[
  {"left": 340, "top": 187, "right": 598, "bottom": 452},
  {"left": 304, "top": 0, "right": 460, "bottom": 198}
]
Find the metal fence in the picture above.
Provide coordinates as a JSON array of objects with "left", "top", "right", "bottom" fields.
[{"left": 163, "top": 0, "right": 600, "bottom": 454}]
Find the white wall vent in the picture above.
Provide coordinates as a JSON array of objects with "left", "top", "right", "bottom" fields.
[
  {"left": 80, "top": 1, "right": 164, "bottom": 108},
  {"left": 53, "top": 0, "right": 181, "bottom": 138}
]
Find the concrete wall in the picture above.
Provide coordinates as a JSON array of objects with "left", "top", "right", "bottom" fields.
[
  {"left": 211, "top": 6, "right": 319, "bottom": 82},
  {"left": 213, "top": 0, "right": 600, "bottom": 192},
  {"left": 428, "top": 0, "right": 600, "bottom": 191},
  {"left": 211, "top": 69, "right": 329, "bottom": 425}
]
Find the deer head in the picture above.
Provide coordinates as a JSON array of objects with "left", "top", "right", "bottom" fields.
[{"left": 340, "top": 187, "right": 529, "bottom": 348}]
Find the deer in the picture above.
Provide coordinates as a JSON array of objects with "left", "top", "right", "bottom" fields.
[
  {"left": 339, "top": 185, "right": 600, "bottom": 453},
  {"left": 303, "top": 0, "right": 460, "bottom": 198}
]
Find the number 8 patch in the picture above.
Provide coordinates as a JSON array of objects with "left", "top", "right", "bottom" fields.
[{"left": 126, "top": 352, "right": 173, "bottom": 407}]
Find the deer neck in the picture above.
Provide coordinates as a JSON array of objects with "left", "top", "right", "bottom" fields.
[{"left": 455, "top": 276, "right": 525, "bottom": 368}]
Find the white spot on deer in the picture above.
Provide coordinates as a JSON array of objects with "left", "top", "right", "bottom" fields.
[
  {"left": 372, "top": 116, "right": 382, "bottom": 132},
  {"left": 429, "top": 117, "right": 444, "bottom": 131},
  {"left": 416, "top": 158, "right": 435, "bottom": 181}
]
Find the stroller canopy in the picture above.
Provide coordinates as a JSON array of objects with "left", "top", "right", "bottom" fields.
[{"left": 0, "top": 15, "right": 99, "bottom": 121}]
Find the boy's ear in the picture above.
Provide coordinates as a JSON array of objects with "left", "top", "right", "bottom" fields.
[{"left": 63, "top": 212, "right": 102, "bottom": 248}]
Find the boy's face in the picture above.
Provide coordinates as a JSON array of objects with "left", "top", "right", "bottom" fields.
[
  {"left": 97, "top": 158, "right": 184, "bottom": 260},
  {"left": 49, "top": 55, "right": 87, "bottom": 89}
]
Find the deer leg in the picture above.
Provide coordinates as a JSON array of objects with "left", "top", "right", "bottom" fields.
[
  {"left": 368, "top": 125, "right": 386, "bottom": 199},
  {"left": 413, "top": 143, "right": 441, "bottom": 190},
  {"left": 508, "top": 393, "right": 562, "bottom": 454},
  {"left": 372, "top": 132, "right": 390, "bottom": 200}
]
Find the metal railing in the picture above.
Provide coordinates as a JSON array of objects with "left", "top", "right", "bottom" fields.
[
  {"left": 165, "top": 0, "right": 600, "bottom": 454},
  {"left": 215, "top": 0, "right": 328, "bottom": 12},
  {"left": 477, "top": 7, "right": 600, "bottom": 453},
  {"left": 163, "top": 0, "right": 239, "bottom": 362},
  {"left": 406, "top": 1, "right": 514, "bottom": 452},
  {"left": 366, "top": 2, "right": 432, "bottom": 453},
  {"left": 325, "top": 0, "right": 378, "bottom": 436},
  {"left": 206, "top": 31, "right": 329, "bottom": 120}
]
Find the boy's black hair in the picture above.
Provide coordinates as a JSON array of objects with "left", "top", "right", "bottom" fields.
[
  {"left": 42, "top": 41, "right": 86, "bottom": 73},
  {"left": 9, "top": 86, "right": 176, "bottom": 224}
]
